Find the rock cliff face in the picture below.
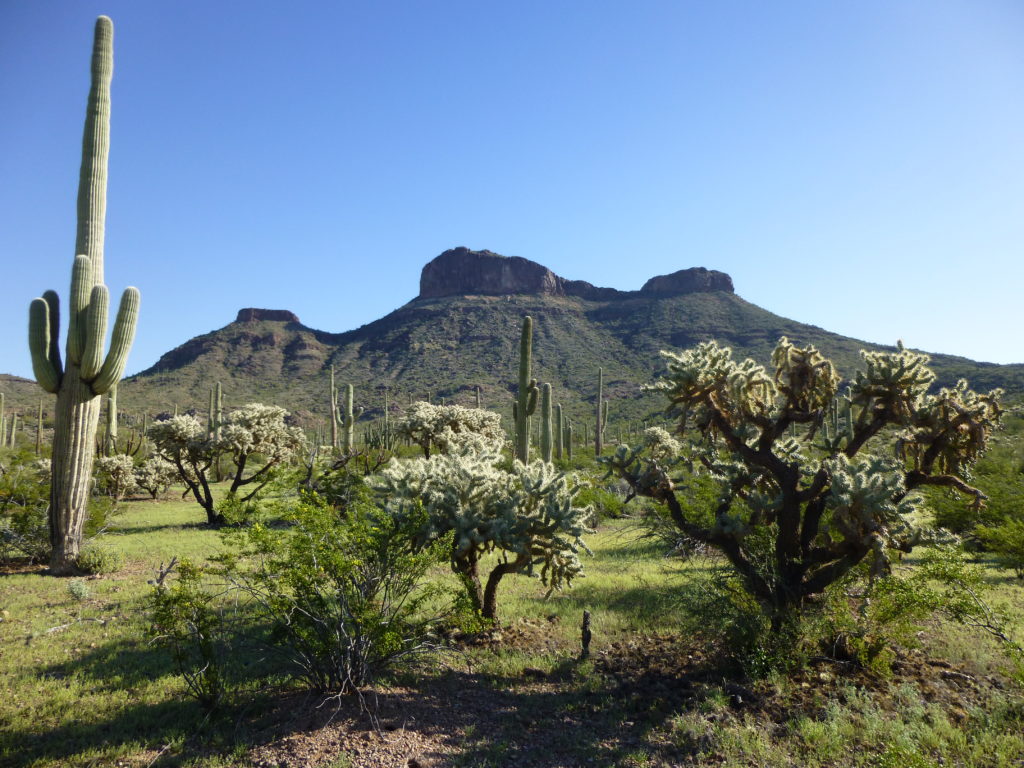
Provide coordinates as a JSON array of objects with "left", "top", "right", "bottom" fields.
[
  {"left": 419, "top": 248, "right": 563, "bottom": 298},
  {"left": 235, "top": 308, "right": 301, "bottom": 323},
  {"left": 417, "top": 247, "right": 734, "bottom": 300},
  {"left": 641, "top": 267, "right": 734, "bottom": 295}
]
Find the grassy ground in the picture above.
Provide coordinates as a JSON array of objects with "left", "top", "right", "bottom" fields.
[{"left": 2, "top": 487, "right": 1023, "bottom": 767}]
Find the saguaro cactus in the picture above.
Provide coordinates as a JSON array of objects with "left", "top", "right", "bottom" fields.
[
  {"left": 595, "top": 368, "right": 607, "bottom": 456},
  {"left": 329, "top": 365, "right": 339, "bottom": 449},
  {"left": 337, "top": 383, "right": 363, "bottom": 453},
  {"left": 26, "top": 17, "right": 140, "bottom": 573},
  {"left": 540, "top": 383, "right": 553, "bottom": 463},
  {"left": 513, "top": 316, "right": 539, "bottom": 463},
  {"left": 555, "top": 403, "right": 563, "bottom": 461}
]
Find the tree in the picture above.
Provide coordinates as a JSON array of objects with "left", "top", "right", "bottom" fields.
[
  {"left": 603, "top": 338, "right": 1001, "bottom": 631},
  {"left": 375, "top": 444, "right": 593, "bottom": 621},
  {"left": 148, "top": 404, "right": 306, "bottom": 525},
  {"left": 396, "top": 401, "right": 505, "bottom": 458}
]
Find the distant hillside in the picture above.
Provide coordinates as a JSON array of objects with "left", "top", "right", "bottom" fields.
[{"left": 4, "top": 248, "right": 1022, "bottom": 432}]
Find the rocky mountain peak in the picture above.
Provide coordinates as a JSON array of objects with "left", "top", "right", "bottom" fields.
[
  {"left": 419, "top": 247, "right": 563, "bottom": 299},
  {"left": 641, "top": 267, "right": 734, "bottom": 295},
  {"left": 417, "top": 247, "right": 734, "bottom": 300},
  {"left": 235, "top": 308, "right": 300, "bottom": 323}
]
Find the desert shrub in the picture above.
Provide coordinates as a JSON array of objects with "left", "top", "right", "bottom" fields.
[
  {"left": 819, "top": 546, "right": 1022, "bottom": 675},
  {"left": 220, "top": 492, "right": 446, "bottom": 693},
  {"left": 0, "top": 457, "right": 52, "bottom": 563},
  {"left": 149, "top": 558, "right": 237, "bottom": 710},
  {"left": 977, "top": 518, "right": 1024, "bottom": 578},
  {"left": 75, "top": 542, "right": 124, "bottom": 575},
  {"left": 574, "top": 483, "right": 625, "bottom": 520},
  {"left": 93, "top": 455, "right": 138, "bottom": 500}
]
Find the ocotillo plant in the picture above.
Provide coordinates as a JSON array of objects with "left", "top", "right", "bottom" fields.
[
  {"left": 27, "top": 17, "right": 140, "bottom": 573},
  {"left": 540, "top": 383, "right": 553, "bottom": 463},
  {"left": 513, "top": 316, "right": 539, "bottom": 463}
]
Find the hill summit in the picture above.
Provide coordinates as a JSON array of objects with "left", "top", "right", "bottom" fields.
[{"left": 418, "top": 247, "right": 734, "bottom": 300}]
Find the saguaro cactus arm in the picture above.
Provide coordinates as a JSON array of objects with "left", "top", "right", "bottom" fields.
[
  {"left": 29, "top": 296, "right": 62, "bottom": 393},
  {"left": 91, "top": 286, "right": 140, "bottom": 394}
]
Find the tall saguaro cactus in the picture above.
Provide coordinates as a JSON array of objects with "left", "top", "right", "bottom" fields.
[
  {"left": 513, "top": 316, "right": 539, "bottom": 463},
  {"left": 26, "top": 17, "right": 140, "bottom": 574},
  {"left": 595, "top": 367, "right": 607, "bottom": 456}
]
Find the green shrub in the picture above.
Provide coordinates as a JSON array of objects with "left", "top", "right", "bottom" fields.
[
  {"left": 149, "top": 558, "right": 236, "bottom": 710},
  {"left": 222, "top": 492, "right": 446, "bottom": 693},
  {"left": 977, "top": 518, "right": 1024, "bottom": 578},
  {"left": 574, "top": 482, "right": 625, "bottom": 520},
  {"left": 0, "top": 456, "right": 51, "bottom": 563},
  {"left": 67, "top": 579, "right": 90, "bottom": 602},
  {"left": 821, "top": 546, "right": 1023, "bottom": 674},
  {"left": 75, "top": 543, "right": 124, "bottom": 575}
]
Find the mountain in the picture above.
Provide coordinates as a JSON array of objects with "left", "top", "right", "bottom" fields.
[{"left": 4, "top": 248, "right": 1022, "bottom": 430}]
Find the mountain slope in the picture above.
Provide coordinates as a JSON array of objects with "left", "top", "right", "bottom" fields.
[
  {"left": 5, "top": 249, "right": 1021, "bottom": 430},
  {"left": 116, "top": 249, "right": 1023, "bottom": 430}
]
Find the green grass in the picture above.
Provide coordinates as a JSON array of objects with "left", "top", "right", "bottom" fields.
[{"left": 2, "top": 482, "right": 1024, "bottom": 767}]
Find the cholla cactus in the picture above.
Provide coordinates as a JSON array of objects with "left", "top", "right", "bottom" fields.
[
  {"left": 375, "top": 445, "right": 593, "bottom": 620},
  {"left": 25, "top": 18, "right": 140, "bottom": 572},
  {"left": 603, "top": 337, "right": 1001, "bottom": 630},
  {"left": 641, "top": 426, "right": 682, "bottom": 462},
  {"left": 148, "top": 404, "right": 306, "bottom": 524},
  {"left": 94, "top": 454, "right": 136, "bottom": 500},
  {"left": 133, "top": 455, "right": 177, "bottom": 499},
  {"left": 396, "top": 401, "right": 505, "bottom": 458}
]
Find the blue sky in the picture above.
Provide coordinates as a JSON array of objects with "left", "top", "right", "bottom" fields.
[{"left": 3, "top": 1, "right": 1023, "bottom": 381}]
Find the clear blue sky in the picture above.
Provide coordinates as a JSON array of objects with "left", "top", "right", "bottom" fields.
[{"left": 3, "top": 1, "right": 1023, "bottom": 381}]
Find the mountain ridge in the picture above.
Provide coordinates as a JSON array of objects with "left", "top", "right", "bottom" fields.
[{"left": 2, "top": 249, "right": 1021, "bottom": 426}]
